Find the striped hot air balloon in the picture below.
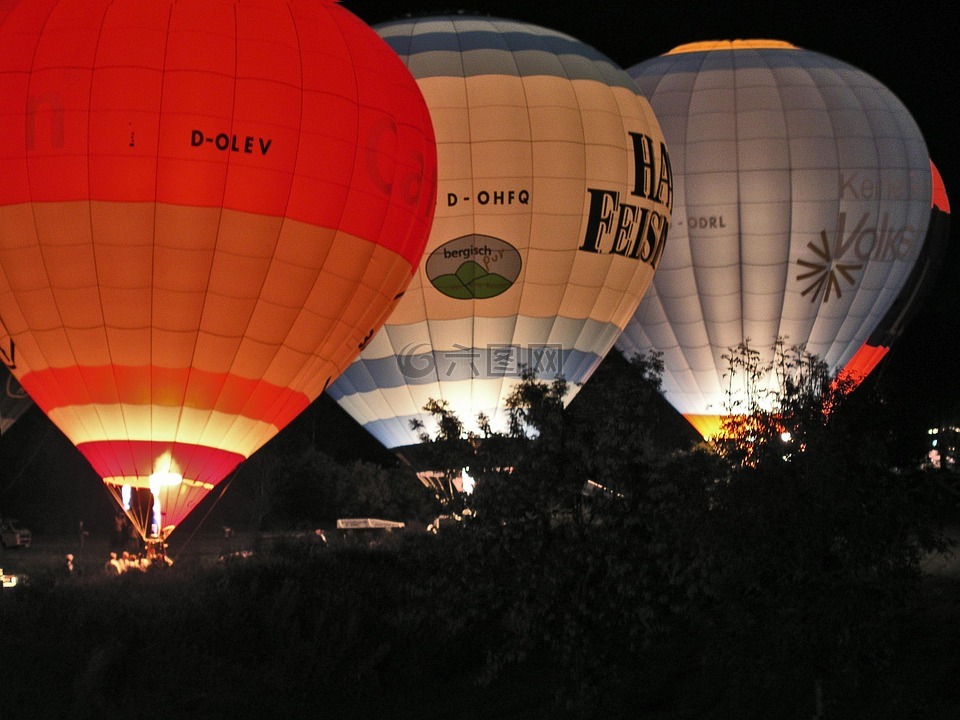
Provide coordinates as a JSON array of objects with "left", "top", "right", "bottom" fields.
[
  {"left": 328, "top": 16, "right": 672, "bottom": 452},
  {"left": 0, "top": 0, "right": 436, "bottom": 539},
  {"left": 615, "top": 40, "right": 932, "bottom": 440}
]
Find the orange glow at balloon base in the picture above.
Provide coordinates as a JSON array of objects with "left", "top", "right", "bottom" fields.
[{"left": 682, "top": 414, "right": 725, "bottom": 441}]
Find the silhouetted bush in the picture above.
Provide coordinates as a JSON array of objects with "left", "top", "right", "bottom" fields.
[{"left": 1, "top": 349, "right": 955, "bottom": 719}]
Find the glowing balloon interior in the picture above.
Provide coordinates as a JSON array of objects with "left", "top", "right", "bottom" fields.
[
  {"left": 329, "top": 16, "right": 672, "bottom": 450},
  {"left": 615, "top": 40, "right": 932, "bottom": 440},
  {"left": 0, "top": 0, "right": 437, "bottom": 538}
]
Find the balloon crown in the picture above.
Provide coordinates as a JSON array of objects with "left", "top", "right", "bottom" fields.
[{"left": 665, "top": 39, "right": 798, "bottom": 55}]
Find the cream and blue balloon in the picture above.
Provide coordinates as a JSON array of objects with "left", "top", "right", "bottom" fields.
[
  {"left": 328, "top": 16, "right": 672, "bottom": 449},
  {"left": 615, "top": 40, "right": 932, "bottom": 439}
]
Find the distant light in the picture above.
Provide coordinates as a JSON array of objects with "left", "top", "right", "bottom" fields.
[
  {"left": 461, "top": 467, "right": 475, "bottom": 495},
  {"left": 780, "top": 431, "right": 792, "bottom": 443}
]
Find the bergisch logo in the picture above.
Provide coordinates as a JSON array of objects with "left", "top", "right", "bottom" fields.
[{"left": 426, "top": 235, "right": 522, "bottom": 300}]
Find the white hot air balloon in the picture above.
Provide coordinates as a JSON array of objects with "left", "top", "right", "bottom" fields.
[{"left": 615, "top": 40, "right": 932, "bottom": 439}]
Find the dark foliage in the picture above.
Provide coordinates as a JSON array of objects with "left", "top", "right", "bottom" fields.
[
  {"left": 1, "top": 348, "right": 956, "bottom": 719},
  {"left": 206, "top": 446, "right": 435, "bottom": 531}
]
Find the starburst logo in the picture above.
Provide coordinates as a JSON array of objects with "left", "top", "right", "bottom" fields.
[{"left": 796, "top": 230, "right": 863, "bottom": 304}]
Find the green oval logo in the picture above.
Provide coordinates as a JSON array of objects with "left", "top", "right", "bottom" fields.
[{"left": 426, "top": 235, "right": 522, "bottom": 300}]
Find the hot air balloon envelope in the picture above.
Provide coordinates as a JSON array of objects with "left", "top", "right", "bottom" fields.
[
  {"left": 329, "top": 16, "right": 672, "bottom": 450},
  {"left": 615, "top": 40, "right": 931, "bottom": 439},
  {"left": 0, "top": 0, "right": 437, "bottom": 537}
]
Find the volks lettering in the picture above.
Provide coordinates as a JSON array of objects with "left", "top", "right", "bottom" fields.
[
  {"left": 832, "top": 212, "right": 869, "bottom": 259},
  {"left": 831, "top": 211, "right": 917, "bottom": 262}
]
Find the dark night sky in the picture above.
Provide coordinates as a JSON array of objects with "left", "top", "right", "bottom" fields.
[{"left": 2, "top": 1, "right": 958, "bottom": 530}]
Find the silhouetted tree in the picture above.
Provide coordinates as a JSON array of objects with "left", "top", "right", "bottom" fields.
[{"left": 704, "top": 339, "right": 954, "bottom": 717}]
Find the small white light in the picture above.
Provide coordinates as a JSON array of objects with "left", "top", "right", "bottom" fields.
[{"left": 461, "top": 467, "right": 475, "bottom": 495}]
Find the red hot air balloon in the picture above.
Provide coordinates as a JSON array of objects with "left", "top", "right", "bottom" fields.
[{"left": 0, "top": 0, "right": 436, "bottom": 540}]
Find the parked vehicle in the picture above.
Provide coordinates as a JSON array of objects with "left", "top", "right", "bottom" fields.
[{"left": 0, "top": 518, "right": 32, "bottom": 549}]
